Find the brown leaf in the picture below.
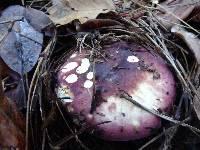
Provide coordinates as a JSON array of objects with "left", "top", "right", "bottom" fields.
[
  {"left": 0, "top": 56, "right": 25, "bottom": 109},
  {"left": 171, "top": 25, "right": 200, "bottom": 63},
  {"left": 0, "top": 72, "right": 25, "bottom": 149},
  {"left": 171, "top": 24, "right": 200, "bottom": 120},
  {"left": 48, "top": 0, "right": 115, "bottom": 25},
  {"left": 4, "top": 79, "right": 26, "bottom": 109},
  {"left": 154, "top": 0, "right": 195, "bottom": 28},
  {"left": 0, "top": 110, "right": 25, "bottom": 149},
  {"left": 0, "top": 57, "right": 19, "bottom": 80},
  {"left": 188, "top": 6, "right": 200, "bottom": 22}
]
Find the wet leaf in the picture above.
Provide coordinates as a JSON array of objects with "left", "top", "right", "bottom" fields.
[
  {"left": 48, "top": 0, "right": 115, "bottom": 25},
  {"left": 154, "top": 0, "right": 195, "bottom": 28},
  {"left": 0, "top": 5, "right": 51, "bottom": 74}
]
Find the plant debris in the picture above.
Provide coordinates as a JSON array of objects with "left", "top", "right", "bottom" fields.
[
  {"left": 153, "top": 0, "right": 196, "bottom": 28},
  {"left": 48, "top": 0, "right": 115, "bottom": 25},
  {"left": 0, "top": 5, "right": 51, "bottom": 74},
  {"left": 0, "top": 0, "right": 200, "bottom": 150},
  {"left": 0, "top": 70, "right": 25, "bottom": 149},
  {"left": 171, "top": 24, "right": 200, "bottom": 121},
  {"left": 171, "top": 25, "right": 200, "bottom": 63}
]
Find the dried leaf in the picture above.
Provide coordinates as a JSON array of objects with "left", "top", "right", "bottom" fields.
[
  {"left": 171, "top": 25, "right": 200, "bottom": 63},
  {"left": 25, "top": 7, "right": 53, "bottom": 31},
  {"left": 0, "top": 77, "right": 25, "bottom": 149},
  {"left": 0, "top": 110, "right": 25, "bottom": 149},
  {"left": 188, "top": 6, "right": 200, "bottom": 22},
  {"left": 48, "top": 0, "right": 115, "bottom": 25},
  {"left": 0, "top": 58, "right": 19, "bottom": 80},
  {"left": 0, "top": 57, "right": 25, "bottom": 109},
  {"left": 4, "top": 79, "right": 25, "bottom": 109},
  {"left": 0, "top": 5, "right": 51, "bottom": 74},
  {"left": 0, "top": 96, "right": 25, "bottom": 133},
  {"left": 171, "top": 25, "right": 200, "bottom": 120},
  {"left": 154, "top": 0, "right": 195, "bottom": 28},
  {"left": 0, "top": 5, "right": 52, "bottom": 32}
]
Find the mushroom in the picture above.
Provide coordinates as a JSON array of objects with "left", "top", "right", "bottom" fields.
[{"left": 56, "top": 41, "right": 176, "bottom": 141}]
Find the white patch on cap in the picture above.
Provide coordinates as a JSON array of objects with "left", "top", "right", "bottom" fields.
[
  {"left": 70, "top": 53, "right": 77, "bottom": 58},
  {"left": 93, "top": 96, "right": 144, "bottom": 128},
  {"left": 83, "top": 80, "right": 93, "bottom": 88},
  {"left": 56, "top": 87, "right": 73, "bottom": 103},
  {"left": 127, "top": 55, "right": 139, "bottom": 63},
  {"left": 87, "top": 72, "right": 94, "bottom": 80},
  {"left": 76, "top": 58, "right": 90, "bottom": 74},
  {"left": 130, "top": 82, "right": 160, "bottom": 110},
  {"left": 62, "top": 98, "right": 73, "bottom": 103},
  {"left": 65, "top": 74, "right": 78, "bottom": 83},
  {"left": 62, "top": 62, "right": 78, "bottom": 73},
  {"left": 132, "top": 120, "right": 140, "bottom": 128},
  {"left": 151, "top": 0, "right": 158, "bottom": 4}
]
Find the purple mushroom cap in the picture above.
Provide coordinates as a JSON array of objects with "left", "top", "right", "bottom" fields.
[{"left": 56, "top": 41, "right": 176, "bottom": 141}]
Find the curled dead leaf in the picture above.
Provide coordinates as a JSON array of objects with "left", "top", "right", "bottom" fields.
[
  {"left": 4, "top": 79, "right": 26, "bottom": 110},
  {"left": 0, "top": 110, "right": 25, "bottom": 149},
  {"left": 188, "top": 6, "right": 200, "bottom": 22},
  {"left": 0, "top": 74, "right": 25, "bottom": 149},
  {"left": 171, "top": 24, "right": 200, "bottom": 120},
  {"left": 154, "top": 0, "right": 195, "bottom": 28},
  {"left": 48, "top": 0, "right": 115, "bottom": 25},
  {"left": 171, "top": 25, "right": 200, "bottom": 63},
  {"left": 0, "top": 58, "right": 19, "bottom": 80},
  {"left": 0, "top": 55, "right": 25, "bottom": 109}
]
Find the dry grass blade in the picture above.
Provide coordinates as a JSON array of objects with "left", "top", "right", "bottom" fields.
[
  {"left": 137, "top": 17, "right": 200, "bottom": 106},
  {"left": 137, "top": 18, "right": 188, "bottom": 87},
  {"left": 55, "top": 101, "right": 91, "bottom": 150},
  {"left": 26, "top": 30, "right": 57, "bottom": 150},
  {"left": 138, "top": 118, "right": 190, "bottom": 150},
  {"left": 121, "top": 93, "right": 200, "bottom": 134},
  {"left": 156, "top": 3, "right": 200, "bottom": 35},
  {"left": 171, "top": 25, "right": 200, "bottom": 64}
]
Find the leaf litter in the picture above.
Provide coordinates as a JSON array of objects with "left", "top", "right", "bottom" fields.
[
  {"left": 30, "top": 0, "right": 200, "bottom": 149},
  {"left": 0, "top": 5, "right": 52, "bottom": 74},
  {"left": 153, "top": 0, "right": 196, "bottom": 29},
  {"left": 1, "top": 0, "right": 200, "bottom": 150},
  {"left": 0, "top": 4, "right": 52, "bottom": 149},
  {"left": 48, "top": 0, "right": 115, "bottom": 25}
]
